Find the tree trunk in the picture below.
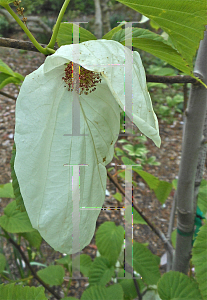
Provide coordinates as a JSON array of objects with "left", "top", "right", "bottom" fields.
[
  {"left": 193, "top": 107, "right": 207, "bottom": 214},
  {"left": 172, "top": 28, "right": 207, "bottom": 274},
  {"left": 93, "top": 0, "right": 102, "bottom": 38},
  {"left": 101, "top": 0, "right": 111, "bottom": 36}
]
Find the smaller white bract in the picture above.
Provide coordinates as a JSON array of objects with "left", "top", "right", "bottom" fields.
[{"left": 14, "top": 39, "right": 161, "bottom": 254}]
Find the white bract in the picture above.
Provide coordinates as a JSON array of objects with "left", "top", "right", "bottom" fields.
[{"left": 14, "top": 39, "right": 161, "bottom": 254}]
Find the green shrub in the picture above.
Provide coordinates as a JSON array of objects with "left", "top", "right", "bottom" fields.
[
  {"left": 41, "top": 0, "right": 63, "bottom": 12},
  {"left": 110, "top": 12, "right": 126, "bottom": 29},
  {"left": 0, "top": 15, "right": 12, "bottom": 37},
  {"left": 21, "top": 0, "right": 94, "bottom": 15},
  {"left": 41, "top": 0, "right": 94, "bottom": 14},
  {"left": 21, "top": 0, "right": 45, "bottom": 15}
]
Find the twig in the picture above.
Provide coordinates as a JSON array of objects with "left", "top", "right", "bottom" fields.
[
  {"left": 141, "top": 288, "right": 148, "bottom": 297},
  {"left": 0, "top": 91, "right": 16, "bottom": 100},
  {"left": 2, "top": 230, "right": 61, "bottom": 300},
  {"left": 133, "top": 272, "right": 142, "bottom": 300},
  {"left": 146, "top": 74, "right": 197, "bottom": 84},
  {"left": 107, "top": 170, "right": 174, "bottom": 257},
  {"left": 0, "top": 37, "right": 57, "bottom": 52}
]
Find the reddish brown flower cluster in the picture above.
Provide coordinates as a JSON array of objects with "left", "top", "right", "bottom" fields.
[{"left": 62, "top": 62, "right": 102, "bottom": 95}]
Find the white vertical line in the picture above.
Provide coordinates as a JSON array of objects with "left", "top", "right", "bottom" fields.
[{"left": 125, "top": 165, "right": 133, "bottom": 279}]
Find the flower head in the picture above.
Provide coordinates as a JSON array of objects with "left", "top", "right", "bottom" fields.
[
  {"left": 14, "top": 39, "right": 160, "bottom": 254},
  {"left": 62, "top": 62, "right": 102, "bottom": 95}
]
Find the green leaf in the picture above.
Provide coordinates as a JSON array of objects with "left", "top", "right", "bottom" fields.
[
  {"left": 72, "top": 254, "right": 92, "bottom": 277},
  {"left": 172, "top": 179, "right": 178, "bottom": 190},
  {"left": 10, "top": 143, "right": 25, "bottom": 212},
  {"left": 134, "top": 170, "right": 172, "bottom": 204},
  {"left": 0, "top": 253, "right": 6, "bottom": 273},
  {"left": 154, "top": 181, "right": 172, "bottom": 204},
  {"left": 0, "top": 200, "right": 34, "bottom": 233},
  {"left": 0, "top": 72, "right": 10, "bottom": 85},
  {"left": 146, "top": 156, "right": 160, "bottom": 166},
  {"left": 0, "top": 283, "right": 47, "bottom": 300},
  {"left": 121, "top": 156, "right": 142, "bottom": 170},
  {"left": 123, "top": 37, "right": 193, "bottom": 77},
  {"left": 117, "top": 269, "right": 145, "bottom": 298},
  {"left": 117, "top": 138, "right": 128, "bottom": 144},
  {"left": 157, "top": 271, "right": 203, "bottom": 300},
  {"left": 125, "top": 205, "right": 147, "bottom": 225},
  {"left": 197, "top": 179, "right": 207, "bottom": 215},
  {"left": 130, "top": 38, "right": 194, "bottom": 78},
  {"left": 0, "top": 59, "right": 14, "bottom": 76},
  {"left": 192, "top": 222, "right": 207, "bottom": 299},
  {"left": 81, "top": 284, "right": 124, "bottom": 300},
  {"left": 37, "top": 265, "right": 65, "bottom": 286},
  {"left": 0, "top": 76, "right": 21, "bottom": 90},
  {"left": 113, "top": 192, "right": 122, "bottom": 202},
  {"left": 122, "top": 143, "right": 148, "bottom": 157},
  {"left": 88, "top": 257, "right": 115, "bottom": 286},
  {"left": 57, "top": 23, "right": 97, "bottom": 46},
  {"left": 96, "top": 221, "right": 124, "bottom": 266},
  {"left": 13, "top": 72, "right": 24, "bottom": 82},
  {"left": 150, "top": 19, "right": 161, "bottom": 31},
  {"left": 21, "top": 230, "right": 42, "bottom": 249},
  {"left": 56, "top": 254, "right": 72, "bottom": 265},
  {"left": 0, "top": 183, "right": 15, "bottom": 198},
  {"left": 135, "top": 170, "right": 159, "bottom": 190},
  {"left": 116, "top": 0, "right": 206, "bottom": 70},
  {"left": 113, "top": 27, "right": 175, "bottom": 48},
  {"left": 126, "top": 241, "right": 161, "bottom": 285},
  {"left": 102, "top": 21, "right": 127, "bottom": 40},
  {"left": 0, "top": 60, "right": 24, "bottom": 89},
  {"left": 115, "top": 148, "right": 125, "bottom": 157}
]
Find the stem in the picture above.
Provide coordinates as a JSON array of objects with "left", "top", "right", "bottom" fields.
[
  {"left": 2, "top": 4, "right": 55, "bottom": 55},
  {"left": 1, "top": 274, "right": 33, "bottom": 283},
  {"left": 133, "top": 272, "right": 142, "bottom": 300},
  {"left": 0, "top": 91, "right": 16, "bottom": 101},
  {"left": 107, "top": 170, "right": 174, "bottom": 257},
  {"left": 0, "top": 37, "right": 57, "bottom": 52},
  {"left": 2, "top": 229, "right": 61, "bottom": 299},
  {"left": 47, "top": 0, "right": 71, "bottom": 49}
]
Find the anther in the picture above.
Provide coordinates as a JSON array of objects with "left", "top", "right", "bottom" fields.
[{"left": 62, "top": 62, "right": 102, "bottom": 95}]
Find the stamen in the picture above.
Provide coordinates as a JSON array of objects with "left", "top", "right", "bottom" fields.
[{"left": 62, "top": 62, "right": 102, "bottom": 95}]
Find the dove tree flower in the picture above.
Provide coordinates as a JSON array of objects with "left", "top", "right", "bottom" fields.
[{"left": 14, "top": 39, "right": 161, "bottom": 254}]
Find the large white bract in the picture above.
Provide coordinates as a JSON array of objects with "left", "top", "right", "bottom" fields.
[{"left": 14, "top": 39, "right": 160, "bottom": 254}]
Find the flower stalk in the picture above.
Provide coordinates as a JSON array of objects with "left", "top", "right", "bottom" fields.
[
  {"left": 3, "top": 3, "right": 55, "bottom": 55},
  {"left": 47, "top": 0, "right": 71, "bottom": 49}
]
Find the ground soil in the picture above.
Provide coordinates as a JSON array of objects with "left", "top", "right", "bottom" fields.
[{"left": 0, "top": 34, "right": 207, "bottom": 299}]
